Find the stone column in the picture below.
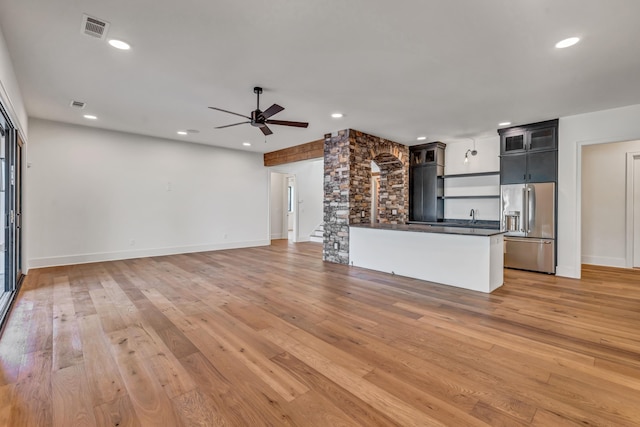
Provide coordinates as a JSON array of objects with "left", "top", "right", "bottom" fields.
[{"left": 323, "top": 131, "right": 351, "bottom": 264}]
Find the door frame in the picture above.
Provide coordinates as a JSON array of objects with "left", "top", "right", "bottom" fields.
[
  {"left": 626, "top": 151, "right": 640, "bottom": 267},
  {"left": 267, "top": 171, "right": 299, "bottom": 242}
]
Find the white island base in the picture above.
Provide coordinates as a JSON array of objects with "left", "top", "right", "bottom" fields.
[{"left": 349, "top": 225, "right": 504, "bottom": 293}]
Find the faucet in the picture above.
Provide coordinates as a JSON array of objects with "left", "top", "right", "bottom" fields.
[{"left": 470, "top": 209, "right": 476, "bottom": 223}]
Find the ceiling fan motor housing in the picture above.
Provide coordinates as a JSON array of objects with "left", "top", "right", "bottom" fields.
[{"left": 251, "top": 110, "right": 266, "bottom": 127}]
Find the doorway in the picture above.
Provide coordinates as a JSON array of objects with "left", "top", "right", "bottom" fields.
[
  {"left": 627, "top": 152, "right": 640, "bottom": 268},
  {"left": 581, "top": 141, "right": 640, "bottom": 270},
  {"left": 371, "top": 161, "right": 380, "bottom": 223},
  {"left": 269, "top": 172, "right": 298, "bottom": 242}
]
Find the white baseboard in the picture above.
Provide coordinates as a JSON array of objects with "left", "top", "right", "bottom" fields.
[
  {"left": 581, "top": 255, "right": 627, "bottom": 269},
  {"left": 27, "top": 239, "right": 270, "bottom": 269},
  {"left": 271, "top": 233, "right": 287, "bottom": 239}
]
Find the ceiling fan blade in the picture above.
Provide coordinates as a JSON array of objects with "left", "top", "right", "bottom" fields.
[
  {"left": 260, "top": 125, "right": 273, "bottom": 136},
  {"left": 215, "top": 121, "right": 251, "bottom": 129},
  {"left": 208, "top": 107, "right": 251, "bottom": 119},
  {"left": 261, "top": 104, "right": 284, "bottom": 119},
  {"left": 266, "top": 119, "right": 309, "bottom": 128}
]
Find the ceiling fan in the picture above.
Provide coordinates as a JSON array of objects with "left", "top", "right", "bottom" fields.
[{"left": 209, "top": 87, "right": 309, "bottom": 136}]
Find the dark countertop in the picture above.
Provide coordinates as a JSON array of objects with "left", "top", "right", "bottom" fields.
[
  {"left": 350, "top": 223, "right": 506, "bottom": 237},
  {"left": 407, "top": 220, "right": 500, "bottom": 229}
]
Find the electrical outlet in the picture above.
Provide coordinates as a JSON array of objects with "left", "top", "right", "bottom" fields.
[{"left": 333, "top": 242, "right": 339, "bottom": 250}]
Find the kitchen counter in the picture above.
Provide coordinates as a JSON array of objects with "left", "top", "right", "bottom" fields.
[
  {"left": 408, "top": 220, "right": 500, "bottom": 230},
  {"left": 351, "top": 222, "right": 505, "bottom": 237},
  {"left": 349, "top": 223, "right": 504, "bottom": 293}
]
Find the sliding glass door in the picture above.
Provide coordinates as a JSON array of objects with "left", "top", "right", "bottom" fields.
[{"left": 0, "top": 105, "right": 23, "bottom": 328}]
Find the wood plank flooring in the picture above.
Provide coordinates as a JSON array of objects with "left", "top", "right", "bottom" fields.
[{"left": 1, "top": 240, "right": 640, "bottom": 426}]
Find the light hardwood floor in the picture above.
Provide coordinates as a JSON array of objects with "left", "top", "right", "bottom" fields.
[{"left": 1, "top": 240, "right": 640, "bottom": 426}]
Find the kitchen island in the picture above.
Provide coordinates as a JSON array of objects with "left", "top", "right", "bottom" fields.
[{"left": 349, "top": 223, "right": 505, "bottom": 293}]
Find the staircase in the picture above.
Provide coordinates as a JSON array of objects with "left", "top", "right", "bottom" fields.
[{"left": 309, "top": 223, "right": 324, "bottom": 243}]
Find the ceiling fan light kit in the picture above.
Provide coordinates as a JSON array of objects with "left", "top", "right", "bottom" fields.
[{"left": 209, "top": 87, "right": 309, "bottom": 136}]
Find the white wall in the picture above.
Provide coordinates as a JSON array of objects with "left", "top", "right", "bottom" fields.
[
  {"left": 270, "top": 158, "right": 323, "bottom": 242},
  {"left": 269, "top": 172, "right": 286, "bottom": 239},
  {"left": 442, "top": 136, "right": 501, "bottom": 221},
  {"left": 559, "top": 103, "right": 640, "bottom": 278},
  {"left": 581, "top": 140, "right": 640, "bottom": 268},
  {"left": 0, "top": 25, "right": 27, "bottom": 136},
  {"left": 0, "top": 24, "right": 29, "bottom": 275},
  {"left": 26, "top": 119, "right": 269, "bottom": 268}
]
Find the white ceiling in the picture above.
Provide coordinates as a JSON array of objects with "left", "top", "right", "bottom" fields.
[{"left": 1, "top": 0, "right": 640, "bottom": 153}]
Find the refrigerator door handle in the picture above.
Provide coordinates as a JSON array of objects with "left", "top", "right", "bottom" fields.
[
  {"left": 521, "top": 187, "right": 527, "bottom": 233},
  {"left": 527, "top": 186, "right": 534, "bottom": 233}
]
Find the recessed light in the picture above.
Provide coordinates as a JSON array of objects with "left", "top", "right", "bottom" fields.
[
  {"left": 417, "top": 136, "right": 427, "bottom": 141},
  {"left": 83, "top": 114, "right": 97, "bottom": 120},
  {"left": 242, "top": 142, "right": 251, "bottom": 147},
  {"left": 555, "top": 37, "right": 580, "bottom": 49},
  {"left": 498, "top": 122, "right": 511, "bottom": 126},
  {"left": 108, "top": 39, "right": 131, "bottom": 50},
  {"left": 331, "top": 113, "right": 344, "bottom": 118},
  {"left": 177, "top": 131, "right": 188, "bottom": 135}
]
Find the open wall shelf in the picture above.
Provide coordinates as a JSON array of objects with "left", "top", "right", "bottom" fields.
[{"left": 443, "top": 171, "right": 500, "bottom": 179}]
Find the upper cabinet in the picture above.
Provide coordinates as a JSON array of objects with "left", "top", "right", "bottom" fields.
[
  {"left": 410, "top": 142, "right": 445, "bottom": 174},
  {"left": 409, "top": 142, "right": 446, "bottom": 222},
  {"left": 499, "top": 119, "right": 558, "bottom": 184},
  {"left": 500, "top": 119, "right": 558, "bottom": 155}
]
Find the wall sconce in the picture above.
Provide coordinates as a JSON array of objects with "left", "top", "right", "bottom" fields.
[
  {"left": 464, "top": 148, "right": 477, "bottom": 163},
  {"left": 464, "top": 138, "right": 478, "bottom": 163}
]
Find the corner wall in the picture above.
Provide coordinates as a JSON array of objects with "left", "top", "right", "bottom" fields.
[
  {"left": 26, "top": 119, "right": 270, "bottom": 267},
  {"left": 0, "top": 25, "right": 27, "bottom": 136}
]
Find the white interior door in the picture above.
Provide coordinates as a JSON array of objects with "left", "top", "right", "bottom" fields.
[{"left": 287, "top": 176, "right": 296, "bottom": 241}]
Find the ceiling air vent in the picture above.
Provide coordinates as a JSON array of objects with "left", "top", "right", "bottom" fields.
[
  {"left": 81, "top": 14, "right": 110, "bottom": 39},
  {"left": 70, "top": 100, "right": 86, "bottom": 109}
]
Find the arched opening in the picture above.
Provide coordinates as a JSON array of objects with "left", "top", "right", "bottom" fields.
[{"left": 372, "top": 152, "right": 405, "bottom": 224}]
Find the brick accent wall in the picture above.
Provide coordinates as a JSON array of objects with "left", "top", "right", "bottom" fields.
[{"left": 323, "top": 129, "right": 408, "bottom": 264}]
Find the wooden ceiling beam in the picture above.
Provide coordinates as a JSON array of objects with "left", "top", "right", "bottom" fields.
[{"left": 263, "top": 139, "right": 324, "bottom": 167}]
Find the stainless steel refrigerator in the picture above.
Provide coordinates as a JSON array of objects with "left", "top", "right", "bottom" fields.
[{"left": 501, "top": 182, "right": 556, "bottom": 274}]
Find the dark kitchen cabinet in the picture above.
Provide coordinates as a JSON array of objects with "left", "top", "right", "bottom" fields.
[
  {"left": 410, "top": 166, "right": 424, "bottom": 220},
  {"left": 500, "top": 119, "right": 558, "bottom": 155},
  {"left": 502, "top": 133, "right": 526, "bottom": 154},
  {"left": 527, "top": 150, "right": 557, "bottom": 182},
  {"left": 499, "top": 119, "right": 558, "bottom": 184},
  {"left": 500, "top": 151, "right": 556, "bottom": 184},
  {"left": 409, "top": 142, "right": 445, "bottom": 222},
  {"left": 529, "top": 126, "right": 556, "bottom": 151},
  {"left": 500, "top": 154, "right": 527, "bottom": 185}
]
